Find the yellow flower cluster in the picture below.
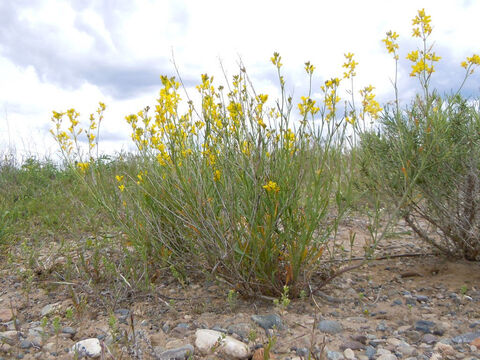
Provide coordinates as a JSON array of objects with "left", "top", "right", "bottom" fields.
[
  {"left": 342, "top": 52, "right": 358, "bottom": 79},
  {"left": 271, "top": 52, "right": 283, "bottom": 69},
  {"left": 382, "top": 31, "right": 399, "bottom": 60},
  {"left": 263, "top": 181, "right": 280, "bottom": 193},
  {"left": 304, "top": 61, "right": 315, "bottom": 75},
  {"left": 50, "top": 102, "right": 105, "bottom": 167},
  {"left": 76, "top": 162, "right": 90, "bottom": 173},
  {"left": 406, "top": 49, "right": 441, "bottom": 77},
  {"left": 86, "top": 102, "right": 105, "bottom": 152},
  {"left": 360, "top": 85, "right": 382, "bottom": 121},
  {"left": 461, "top": 54, "right": 480, "bottom": 74},
  {"left": 125, "top": 76, "right": 184, "bottom": 165},
  {"left": 116, "top": 175, "right": 125, "bottom": 192},
  {"left": 321, "top": 78, "right": 341, "bottom": 122},
  {"left": 406, "top": 9, "right": 440, "bottom": 78},
  {"left": 137, "top": 170, "right": 147, "bottom": 185},
  {"left": 298, "top": 96, "right": 319, "bottom": 117},
  {"left": 411, "top": 8, "right": 432, "bottom": 38}
]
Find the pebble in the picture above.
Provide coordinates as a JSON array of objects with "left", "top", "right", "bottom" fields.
[
  {"left": 19, "top": 340, "right": 31, "bottom": 349},
  {"left": 387, "top": 338, "right": 401, "bottom": 347},
  {"left": 377, "top": 354, "right": 397, "bottom": 360},
  {"left": 377, "top": 349, "right": 392, "bottom": 356},
  {"left": 405, "top": 330, "right": 422, "bottom": 342},
  {"left": 0, "top": 308, "right": 13, "bottom": 322},
  {"left": 71, "top": 338, "right": 102, "bottom": 358},
  {"left": 156, "top": 344, "right": 194, "bottom": 360},
  {"left": 377, "top": 321, "right": 388, "bottom": 331},
  {"left": 415, "top": 320, "right": 435, "bottom": 333},
  {"left": 251, "top": 314, "right": 283, "bottom": 331},
  {"left": 40, "top": 303, "right": 60, "bottom": 317},
  {"left": 195, "top": 329, "right": 249, "bottom": 359},
  {"left": 398, "top": 344, "right": 417, "bottom": 356},
  {"left": 452, "top": 332, "right": 480, "bottom": 344},
  {"left": 172, "top": 323, "right": 190, "bottom": 335},
  {"left": 341, "top": 341, "right": 365, "bottom": 350},
  {"left": 344, "top": 348, "right": 355, "bottom": 360},
  {"left": 317, "top": 320, "right": 343, "bottom": 334},
  {"left": 351, "top": 335, "right": 367, "bottom": 345},
  {"left": 369, "top": 339, "right": 385, "bottom": 347},
  {"left": 62, "top": 326, "right": 76, "bottom": 336},
  {"left": 365, "top": 346, "right": 376, "bottom": 359},
  {"left": 327, "top": 350, "right": 344, "bottom": 360},
  {"left": 434, "top": 342, "right": 456, "bottom": 356},
  {"left": 416, "top": 295, "right": 430, "bottom": 303},
  {"left": 421, "top": 333, "right": 437, "bottom": 344}
]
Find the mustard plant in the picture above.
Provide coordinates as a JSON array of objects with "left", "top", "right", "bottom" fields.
[{"left": 359, "top": 8, "right": 480, "bottom": 260}]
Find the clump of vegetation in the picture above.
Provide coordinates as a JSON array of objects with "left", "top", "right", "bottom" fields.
[{"left": 359, "top": 9, "right": 480, "bottom": 261}]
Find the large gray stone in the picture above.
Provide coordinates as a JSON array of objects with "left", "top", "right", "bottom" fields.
[
  {"left": 317, "top": 320, "right": 343, "bottom": 334},
  {"left": 451, "top": 332, "right": 480, "bottom": 344},
  {"left": 251, "top": 314, "right": 283, "bottom": 331}
]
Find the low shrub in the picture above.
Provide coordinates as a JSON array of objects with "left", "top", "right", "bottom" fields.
[{"left": 359, "top": 10, "right": 480, "bottom": 260}]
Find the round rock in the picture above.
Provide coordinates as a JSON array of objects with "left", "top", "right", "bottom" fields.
[{"left": 317, "top": 320, "right": 343, "bottom": 334}]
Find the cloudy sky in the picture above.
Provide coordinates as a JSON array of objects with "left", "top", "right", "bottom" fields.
[{"left": 1, "top": 0, "right": 479, "bottom": 160}]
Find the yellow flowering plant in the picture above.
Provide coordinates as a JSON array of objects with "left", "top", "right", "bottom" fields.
[
  {"left": 48, "top": 8, "right": 480, "bottom": 297},
  {"left": 359, "top": 9, "right": 480, "bottom": 261}
]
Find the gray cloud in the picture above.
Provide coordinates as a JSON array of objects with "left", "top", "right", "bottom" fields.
[{"left": 0, "top": 1, "right": 194, "bottom": 100}]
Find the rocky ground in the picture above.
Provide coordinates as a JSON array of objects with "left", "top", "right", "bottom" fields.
[{"left": 1, "top": 220, "right": 480, "bottom": 360}]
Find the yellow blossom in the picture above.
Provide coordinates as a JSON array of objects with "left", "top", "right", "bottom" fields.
[
  {"left": 461, "top": 54, "right": 480, "bottom": 74},
  {"left": 263, "top": 181, "right": 280, "bottom": 193},
  {"left": 342, "top": 53, "right": 358, "bottom": 79},
  {"left": 271, "top": 52, "right": 282, "bottom": 68},
  {"left": 382, "top": 31, "right": 400, "bottom": 59},
  {"left": 304, "top": 61, "right": 315, "bottom": 75},
  {"left": 77, "top": 162, "right": 90, "bottom": 173}
]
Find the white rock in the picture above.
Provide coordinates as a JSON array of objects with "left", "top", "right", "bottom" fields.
[
  {"left": 376, "top": 348, "right": 392, "bottom": 356},
  {"left": 377, "top": 354, "right": 397, "bottom": 360},
  {"left": 387, "top": 338, "right": 401, "bottom": 347},
  {"left": 430, "top": 353, "right": 442, "bottom": 360},
  {"left": 398, "top": 344, "right": 416, "bottom": 356},
  {"left": 344, "top": 348, "right": 355, "bottom": 360},
  {"left": 72, "top": 338, "right": 102, "bottom": 358},
  {"left": 195, "top": 329, "right": 250, "bottom": 359},
  {"left": 434, "top": 342, "right": 456, "bottom": 357}
]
